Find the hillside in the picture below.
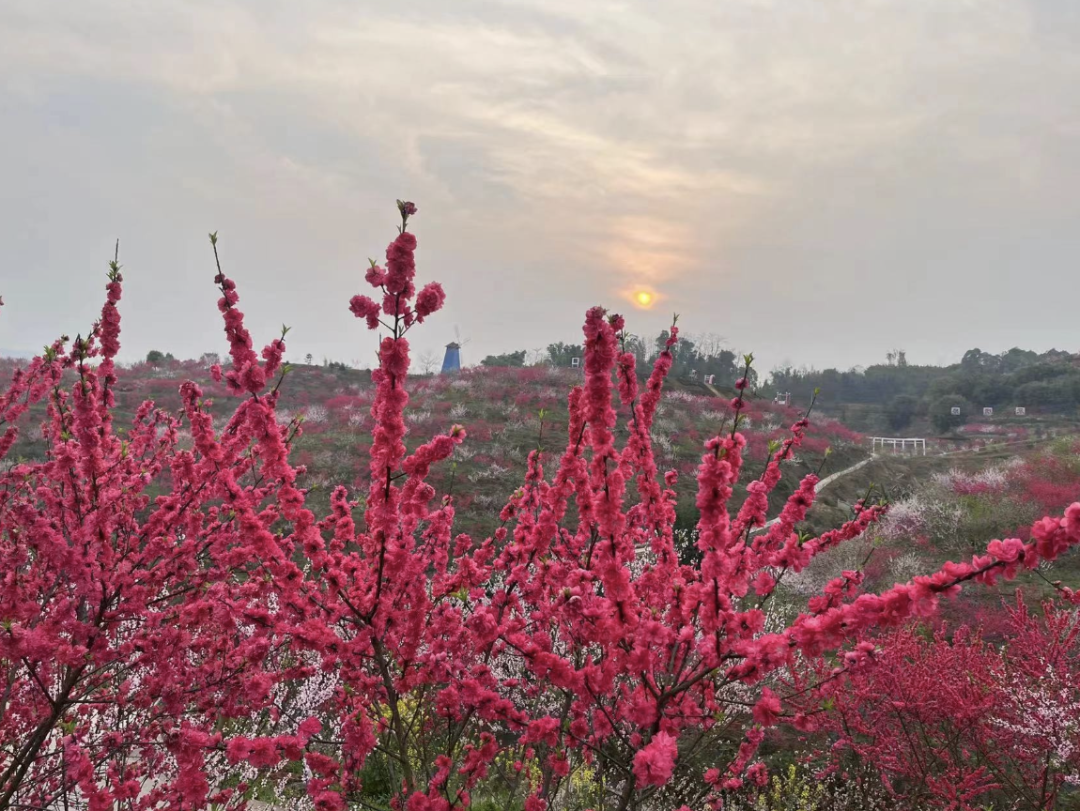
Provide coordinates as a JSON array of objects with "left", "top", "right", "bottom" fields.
[
  {"left": 783, "top": 434, "right": 1080, "bottom": 632},
  {"left": 9, "top": 351, "right": 1079, "bottom": 586},
  {"left": 1, "top": 357, "right": 870, "bottom": 541}
]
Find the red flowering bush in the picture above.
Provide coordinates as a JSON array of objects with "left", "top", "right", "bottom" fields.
[
  {"left": 807, "top": 593, "right": 1080, "bottom": 810},
  {"left": 3, "top": 204, "right": 1080, "bottom": 810}
]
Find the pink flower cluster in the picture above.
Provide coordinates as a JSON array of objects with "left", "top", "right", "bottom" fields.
[{"left": 349, "top": 228, "right": 445, "bottom": 333}]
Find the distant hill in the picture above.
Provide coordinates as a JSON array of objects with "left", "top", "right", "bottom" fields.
[{"left": 769, "top": 347, "right": 1080, "bottom": 436}]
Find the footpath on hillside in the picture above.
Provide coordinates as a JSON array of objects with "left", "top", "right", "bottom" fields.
[{"left": 749, "top": 455, "right": 876, "bottom": 536}]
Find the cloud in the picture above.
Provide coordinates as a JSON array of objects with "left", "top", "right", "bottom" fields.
[{"left": 1, "top": 0, "right": 1078, "bottom": 372}]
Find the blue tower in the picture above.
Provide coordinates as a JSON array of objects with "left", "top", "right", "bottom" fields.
[{"left": 441, "top": 342, "right": 461, "bottom": 374}]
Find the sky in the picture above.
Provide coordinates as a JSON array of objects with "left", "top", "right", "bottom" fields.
[{"left": 1, "top": 0, "right": 1078, "bottom": 375}]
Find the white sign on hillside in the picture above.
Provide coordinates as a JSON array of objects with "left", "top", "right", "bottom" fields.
[
  {"left": 1015, "top": 406, "right": 1026, "bottom": 416},
  {"left": 983, "top": 407, "right": 993, "bottom": 417},
  {"left": 951, "top": 406, "right": 961, "bottom": 416}
]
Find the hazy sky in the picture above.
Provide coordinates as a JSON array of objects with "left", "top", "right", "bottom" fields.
[{"left": 1, "top": 1, "right": 1078, "bottom": 374}]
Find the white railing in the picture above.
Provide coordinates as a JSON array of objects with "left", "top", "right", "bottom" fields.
[{"left": 870, "top": 436, "right": 926, "bottom": 455}]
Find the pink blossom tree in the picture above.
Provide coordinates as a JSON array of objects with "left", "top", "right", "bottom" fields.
[{"left": 3, "top": 204, "right": 1080, "bottom": 811}]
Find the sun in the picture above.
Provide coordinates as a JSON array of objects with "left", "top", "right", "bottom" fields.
[{"left": 623, "top": 285, "right": 660, "bottom": 310}]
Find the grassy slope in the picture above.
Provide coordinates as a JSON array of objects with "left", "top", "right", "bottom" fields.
[
  {"left": 290, "top": 366, "right": 871, "bottom": 540},
  {"left": 792, "top": 437, "right": 1080, "bottom": 631},
  {"left": 2, "top": 359, "right": 871, "bottom": 542},
  {"left": 8, "top": 354, "right": 1076, "bottom": 624}
]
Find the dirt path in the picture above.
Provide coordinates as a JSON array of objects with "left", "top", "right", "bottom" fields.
[{"left": 750, "top": 454, "right": 877, "bottom": 535}]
